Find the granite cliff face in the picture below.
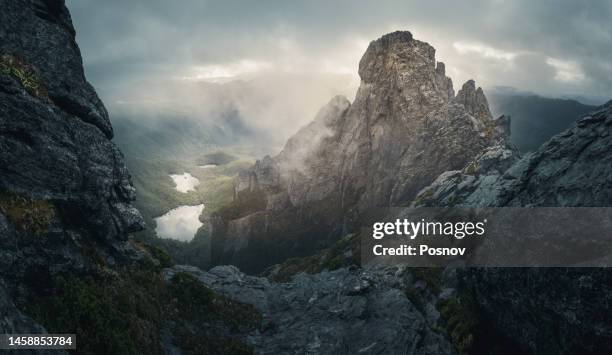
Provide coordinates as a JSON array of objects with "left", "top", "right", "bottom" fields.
[
  {"left": 0, "top": 0, "right": 145, "bottom": 336},
  {"left": 414, "top": 101, "right": 612, "bottom": 208},
  {"left": 413, "top": 102, "right": 612, "bottom": 353},
  {"left": 214, "top": 31, "right": 510, "bottom": 272}
]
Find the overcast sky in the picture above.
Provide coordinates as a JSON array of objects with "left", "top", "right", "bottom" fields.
[{"left": 66, "top": 0, "right": 612, "bottom": 144}]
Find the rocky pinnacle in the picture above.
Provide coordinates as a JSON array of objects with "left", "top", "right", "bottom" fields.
[{"left": 216, "top": 31, "right": 508, "bottom": 271}]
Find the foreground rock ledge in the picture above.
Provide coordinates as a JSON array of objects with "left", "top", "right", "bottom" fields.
[{"left": 164, "top": 265, "right": 455, "bottom": 355}]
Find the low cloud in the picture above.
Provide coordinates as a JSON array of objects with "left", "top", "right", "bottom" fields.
[
  {"left": 178, "top": 60, "right": 273, "bottom": 82},
  {"left": 453, "top": 42, "right": 520, "bottom": 61},
  {"left": 545, "top": 58, "right": 586, "bottom": 83},
  {"left": 66, "top": 0, "right": 612, "bottom": 150}
]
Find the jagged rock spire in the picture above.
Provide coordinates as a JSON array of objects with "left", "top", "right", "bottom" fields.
[
  {"left": 357, "top": 31, "right": 454, "bottom": 112},
  {"left": 216, "top": 31, "right": 504, "bottom": 271},
  {"left": 454, "top": 79, "right": 493, "bottom": 122}
]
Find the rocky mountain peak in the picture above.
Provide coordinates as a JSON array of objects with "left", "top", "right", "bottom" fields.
[
  {"left": 454, "top": 79, "right": 493, "bottom": 122},
  {"left": 357, "top": 30, "right": 454, "bottom": 111},
  {"left": 358, "top": 31, "right": 418, "bottom": 81},
  {"left": 213, "top": 31, "right": 505, "bottom": 271},
  {"left": 358, "top": 31, "right": 434, "bottom": 81}
]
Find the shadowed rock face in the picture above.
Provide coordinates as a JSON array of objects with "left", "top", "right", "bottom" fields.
[
  {"left": 0, "top": 0, "right": 143, "bottom": 334},
  {"left": 2, "top": 0, "right": 113, "bottom": 138},
  {"left": 165, "top": 264, "right": 454, "bottom": 355},
  {"left": 215, "top": 31, "right": 509, "bottom": 272},
  {"left": 414, "top": 101, "right": 612, "bottom": 208},
  {"left": 414, "top": 102, "right": 612, "bottom": 354}
]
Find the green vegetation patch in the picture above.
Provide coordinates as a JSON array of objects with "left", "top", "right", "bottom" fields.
[
  {"left": 194, "top": 173, "right": 235, "bottom": 213},
  {"left": 27, "top": 270, "right": 164, "bottom": 355},
  {"left": 267, "top": 232, "right": 360, "bottom": 282},
  {"left": 26, "top": 266, "right": 261, "bottom": 355},
  {"left": 412, "top": 188, "right": 434, "bottom": 206},
  {"left": 402, "top": 268, "right": 443, "bottom": 314},
  {"left": 131, "top": 239, "right": 174, "bottom": 269},
  {"left": 464, "top": 162, "right": 477, "bottom": 175},
  {"left": 169, "top": 272, "right": 261, "bottom": 331},
  {"left": 0, "top": 54, "right": 49, "bottom": 100},
  {"left": 167, "top": 272, "right": 261, "bottom": 355},
  {"left": 215, "top": 188, "right": 267, "bottom": 222},
  {"left": 438, "top": 292, "right": 479, "bottom": 355},
  {"left": 198, "top": 151, "right": 238, "bottom": 166},
  {"left": 0, "top": 191, "right": 55, "bottom": 235}
]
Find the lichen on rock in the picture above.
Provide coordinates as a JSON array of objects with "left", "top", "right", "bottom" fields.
[
  {"left": 0, "top": 53, "right": 49, "bottom": 100},
  {"left": 0, "top": 191, "right": 55, "bottom": 235}
]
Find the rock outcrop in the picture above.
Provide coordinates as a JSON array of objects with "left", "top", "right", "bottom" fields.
[
  {"left": 0, "top": 0, "right": 145, "bottom": 336},
  {"left": 213, "top": 31, "right": 510, "bottom": 272},
  {"left": 1, "top": 3, "right": 266, "bottom": 354},
  {"left": 413, "top": 101, "right": 612, "bottom": 353},
  {"left": 165, "top": 264, "right": 454, "bottom": 355},
  {"left": 414, "top": 100, "right": 612, "bottom": 208}
]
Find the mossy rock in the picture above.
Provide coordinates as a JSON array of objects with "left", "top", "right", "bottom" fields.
[
  {"left": 26, "top": 271, "right": 164, "bottom": 355},
  {"left": 413, "top": 188, "right": 434, "bottom": 205},
  {"left": 198, "top": 151, "right": 238, "bottom": 166},
  {"left": 266, "top": 233, "right": 360, "bottom": 282},
  {"left": 402, "top": 268, "right": 443, "bottom": 315},
  {"left": 169, "top": 272, "right": 262, "bottom": 331},
  {"left": 0, "top": 191, "right": 55, "bottom": 235},
  {"left": 412, "top": 267, "right": 443, "bottom": 294},
  {"left": 147, "top": 244, "right": 174, "bottom": 268},
  {"left": 168, "top": 272, "right": 260, "bottom": 354},
  {"left": 464, "top": 162, "right": 477, "bottom": 175},
  {"left": 25, "top": 269, "right": 260, "bottom": 355},
  {"left": 131, "top": 240, "right": 174, "bottom": 270},
  {"left": 0, "top": 54, "right": 49, "bottom": 100},
  {"left": 447, "top": 194, "right": 459, "bottom": 207},
  {"left": 438, "top": 293, "right": 479, "bottom": 355}
]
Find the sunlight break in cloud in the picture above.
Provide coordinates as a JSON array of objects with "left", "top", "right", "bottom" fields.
[
  {"left": 546, "top": 57, "right": 586, "bottom": 83},
  {"left": 453, "top": 41, "right": 519, "bottom": 61},
  {"left": 180, "top": 59, "right": 272, "bottom": 82}
]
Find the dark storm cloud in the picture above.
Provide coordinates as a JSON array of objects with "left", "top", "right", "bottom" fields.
[{"left": 65, "top": 0, "right": 612, "bottom": 145}]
